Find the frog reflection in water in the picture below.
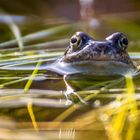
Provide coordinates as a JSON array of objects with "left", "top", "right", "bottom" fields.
[{"left": 49, "top": 32, "right": 137, "bottom": 76}]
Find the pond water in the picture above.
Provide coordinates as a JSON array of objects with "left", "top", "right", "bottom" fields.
[{"left": 0, "top": 0, "right": 140, "bottom": 140}]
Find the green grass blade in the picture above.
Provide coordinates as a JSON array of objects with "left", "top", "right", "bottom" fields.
[
  {"left": 0, "top": 25, "right": 71, "bottom": 48},
  {"left": 24, "top": 60, "right": 42, "bottom": 93}
]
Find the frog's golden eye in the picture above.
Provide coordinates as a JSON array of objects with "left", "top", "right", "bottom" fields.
[
  {"left": 71, "top": 37, "right": 78, "bottom": 44},
  {"left": 70, "top": 35, "right": 81, "bottom": 48},
  {"left": 119, "top": 36, "right": 128, "bottom": 50},
  {"left": 121, "top": 37, "right": 128, "bottom": 46}
]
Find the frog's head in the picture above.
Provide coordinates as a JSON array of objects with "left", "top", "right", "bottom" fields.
[{"left": 63, "top": 32, "right": 134, "bottom": 67}]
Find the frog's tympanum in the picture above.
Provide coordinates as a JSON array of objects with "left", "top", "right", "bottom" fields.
[{"left": 48, "top": 32, "right": 137, "bottom": 76}]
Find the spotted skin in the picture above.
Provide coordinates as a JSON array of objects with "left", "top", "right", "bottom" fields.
[{"left": 62, "top": 32, "right": 135, "bottom": 68}]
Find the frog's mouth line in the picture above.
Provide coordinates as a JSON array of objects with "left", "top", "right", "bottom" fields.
[
  {"left": 47, "top": 59, "right": 138, "bottom": 76},
  {"left": 62, "top": 59, "right": 130, "bottom": 67},
  {"left": 62, "top": 51, "right": 122, "bottom": 64},
  {"left": 61, "top": 54, "right": 136, "bottom": 68},
  {"left": 62, "top": 58, "right": 137, "bottom": 68},
  {"left": 61, "top": 57, "right": 130, "bottom": 65}
]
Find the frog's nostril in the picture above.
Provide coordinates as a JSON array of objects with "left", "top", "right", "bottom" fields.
[{"left": 71, "top": 37, "right": 77, "bottom": 44}]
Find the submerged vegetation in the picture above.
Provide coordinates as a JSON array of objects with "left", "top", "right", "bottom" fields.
[{"left": 0, "top": 0, "right": 140, "bottom": 140}]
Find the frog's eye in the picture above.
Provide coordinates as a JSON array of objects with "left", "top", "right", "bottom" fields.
[
  {"left": 106, "top": 32, "right": 128, "bottom": 51},
  {"left": 70, "top": 35, "right": 81, "bottom": 48},
  {"left": 119, "top": 36, "right": 128, "bottom": 50},
  {"left": 71, "top": 37, "right": 78, "bottom": 44}
]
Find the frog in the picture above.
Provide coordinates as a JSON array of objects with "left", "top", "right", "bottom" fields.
[
  {"left": 0, "top": 31, "right": 137, "bottom": 76},
  {"left": 47, "top": 31, "right": 137, "bottom": 76}
]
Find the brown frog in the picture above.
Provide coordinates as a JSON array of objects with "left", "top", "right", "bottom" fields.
[{"left": 48, "top": 32, "right": 137, "bottom": 76}]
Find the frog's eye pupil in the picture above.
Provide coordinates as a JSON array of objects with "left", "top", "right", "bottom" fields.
[
  {"left": 122, "top": 38, "right": 128, "bottom": 46},
  {"left": 71, "top": 37, "right": 77, "bottom": 44}
]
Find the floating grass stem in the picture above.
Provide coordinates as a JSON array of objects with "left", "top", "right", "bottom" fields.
[
  {"left": 5, "top": 16, "right": 24, "bottom": 51},
  {"left": 0, "top": 25, "right": 71, "bottom": 48},
  {"left": 24, "top": 60, "right": 42, "bottom": 93},
  {"left": 27, "top": 101, "right": 39, "bottom": 131},
  {"left": 106, "top": 73, "right": 138, "bottom": 140},
  {"left": 125, "top": 73, "right": 138, "bottom": 140},
  {"left": 0, "top": 77, "right": 29, "bottom": 88}
]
